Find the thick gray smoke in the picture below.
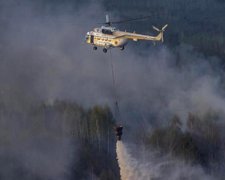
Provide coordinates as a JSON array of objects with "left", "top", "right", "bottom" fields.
[
  {"left": 0, "top": 1, "right": 102, "bottom": 180},
  {"left": 1, "top": 0, "right": 224, "bottom": 122},
  {"left": 0, "top": 0, "right": 225, "bottom": 179}
]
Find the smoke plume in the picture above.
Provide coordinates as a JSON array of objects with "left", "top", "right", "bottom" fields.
[{"left": 116, "top": 141, "right": 215, "bottom": 180}]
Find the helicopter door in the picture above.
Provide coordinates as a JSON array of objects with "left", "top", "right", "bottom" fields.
[{"left": 90, "top": 35, "right": 94, "bottom": 44}]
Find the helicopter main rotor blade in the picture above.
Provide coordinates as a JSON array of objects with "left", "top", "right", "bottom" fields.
[
  {"left": 110, "top": 15, "right": 151, "bottom": 24},
  {"left": 162, "top": 24, "right": 168, "bottom": 31},
  {"left": 152, "top": 26, "right": 160, "bottom": 32}
]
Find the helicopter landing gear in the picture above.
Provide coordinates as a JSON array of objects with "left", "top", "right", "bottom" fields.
[
  {"left": 103, "top": 48, "right": 107, "bottom": 53},
  {"left": 93, "top": 46, "right": 97, "bottom": 50},
  {"left": 120, "top": 46, "right": 125, "bottom": 51}
]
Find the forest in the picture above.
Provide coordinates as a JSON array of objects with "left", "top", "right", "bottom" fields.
[
  {"left": 1, "top": 100, "right": 223, "bottom": 179},
  {"left": 0, "top": 101, "right": 119, "bottom": 179}
]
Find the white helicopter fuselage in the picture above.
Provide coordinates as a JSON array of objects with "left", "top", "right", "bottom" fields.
[
  {"left": 86, "top": 26, "right": 128, "bottom": 49},
  {"left": 85, "top": 24, "right": 167, "bottom": 52}
]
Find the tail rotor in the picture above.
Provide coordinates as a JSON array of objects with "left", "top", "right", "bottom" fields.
[{"left": 152, "top": 24, "right": 168, "bottom": 42}]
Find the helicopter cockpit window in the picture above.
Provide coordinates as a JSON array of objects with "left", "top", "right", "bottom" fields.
[{"left": 102, "top": 29, "right": 113, "bottom": 35}]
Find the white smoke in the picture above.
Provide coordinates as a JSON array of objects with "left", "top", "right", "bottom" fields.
[
  {"left": 116, "top": 141, "right": 214, "bottom": 180},
  {"left": 116, "top": 141, "right": 151, "bottom": 180}
]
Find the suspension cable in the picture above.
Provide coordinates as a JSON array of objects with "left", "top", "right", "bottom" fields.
[{"left": 109, "top": 49, "right": 121, "bottom": 123}]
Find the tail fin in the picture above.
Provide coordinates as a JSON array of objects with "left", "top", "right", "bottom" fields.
[{"left": 152, "top": 24, "right": 168, "bottom": 42}]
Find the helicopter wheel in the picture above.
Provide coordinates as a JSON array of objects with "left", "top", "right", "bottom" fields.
[
  {"left": 120, "top": 46, "right": 125, "bottom": 51},
  {"left": 93, "top": 46, "right": 97, "bottom": 50},
  {"left": 103, "top": 48, "right": 107, "bottom": 53}
]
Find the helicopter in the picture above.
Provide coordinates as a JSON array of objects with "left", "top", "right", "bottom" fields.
[{"left": 85, "top": 15, "right": 168, "bottom": 53}]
